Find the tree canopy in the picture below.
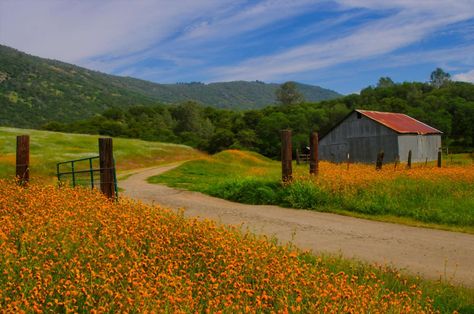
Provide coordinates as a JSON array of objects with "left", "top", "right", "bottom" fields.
[
  {"left": 276, "top": 81, "right": 305, "bottom": 105},
  {"left": 44, "top": 78, "right": 474, "bottom": 157},
  {"left": 377, "top": 77, "right": 395, "bottom": 88},
  {"left": 430, "top": 68, "right": 451, "bottom": 88}
]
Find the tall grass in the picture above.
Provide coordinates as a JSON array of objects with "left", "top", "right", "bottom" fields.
[{"left": 0, "top": 127, "right": 203, "bottom": 181}]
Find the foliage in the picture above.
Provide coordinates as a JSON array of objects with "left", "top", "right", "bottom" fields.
[
  {"left": 2, "top": 43, "right": 473, "bottom": 154},
  {"left": 276, "top": 81, "right": 305, "bottom": 105},
  {"left": 377, "top": 76, "right": 395, "bottom": 88},
  {"left": 43, "top": 78, "right": 474, "bottom": 156},
  {"left": 151, "top": 150, "right": 474, "bottom": 233},
  {"left": 1, "top": 180, "right": 473, "bottom": 312},
  {"left": 430, "top": 68, "right": 451, "bottom": 88}
]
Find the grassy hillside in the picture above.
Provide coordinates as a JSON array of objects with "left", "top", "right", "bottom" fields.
[
  {"left": 0, "top": 127, "right": 203, "bottom": 181},
  {"left": 1, "top": 181, "right": 472, "bottom": 312},
  {"left": 0, "top": 45, "right": 340, "bottom": 127},
  {"left": 150, "top": 150, "right": 474, "bottom": 233}
]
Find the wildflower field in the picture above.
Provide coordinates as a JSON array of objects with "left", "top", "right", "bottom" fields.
[
  {"left": 151, "top": 150, "right": 474, "bottom": 233},
  {"left": 1, "top": 180, "right": 473, "bottom": 312}
]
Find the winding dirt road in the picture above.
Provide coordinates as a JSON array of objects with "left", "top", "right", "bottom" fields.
[{"left": 121, "top": 164, "right": 474, "bottom": 287}]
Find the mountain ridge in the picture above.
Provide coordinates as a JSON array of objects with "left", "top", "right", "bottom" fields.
[{"left": 0, "top": 45, "right": 341, "bottom": 127}]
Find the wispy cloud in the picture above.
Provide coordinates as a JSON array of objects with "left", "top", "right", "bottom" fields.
[
  {"left": 211, "top": 0, "right": 474, "bottom": 81},
  {"left": 453, "top": 69, "right": 474, "bottom": 83},
  {"left": 0, "top": 0, "right": 231, "bottom": 63},
  {"left": 1, "top": 0, "right": 473, "bottom": 91}
]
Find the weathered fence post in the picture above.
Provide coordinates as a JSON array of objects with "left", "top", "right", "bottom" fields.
[
  {"left": 296, "top": 148, "right": 301, "bottom": 165},
  {"left": 407, "top": 150, "right": 412, "bottom": 169},
  {"left": 375, "top": 150, "right": 384, "bottom": 170},
  {"left": 309, "top": 132, "right": 319, "bottom": 175},
  {"left": 437, "top": 150, "right": 442, "bottom": 168},
  {"left": 346, "top": 153, "right": 350, "bottom": 170},
  {"left": 16, "top": 135, "right": 29, "bottom": 185},
  {"left": 99, "top": 138, "right": 115, "bottom": 199},
  {"left": 281, "top": 130, "right": 293, "bottom": 182},
  {"left": 394, "top": 155, "right": 400, "bottom": 170}
]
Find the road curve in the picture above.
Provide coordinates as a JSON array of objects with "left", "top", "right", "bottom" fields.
[{"left": 120, "top": 164, "right": 474, "bottom": 287}]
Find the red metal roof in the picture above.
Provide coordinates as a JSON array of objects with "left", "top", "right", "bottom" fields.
[{"left": 357, "top": 110, "right": 442, "bottom": 135}]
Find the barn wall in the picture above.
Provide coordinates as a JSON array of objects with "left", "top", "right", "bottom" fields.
[
  {"left": 398, "top": 134, "right": 441, "bottom": 162},
  {"left": 319, "top": 112, "right": 399, "bottom": 163}
]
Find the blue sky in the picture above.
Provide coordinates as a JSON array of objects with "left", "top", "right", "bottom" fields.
[{"left": 1, "top": 0, "right": 474, "bottom": 94}]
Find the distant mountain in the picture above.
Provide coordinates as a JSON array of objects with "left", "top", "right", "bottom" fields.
[{"left": 0, "top": 45, "right": 341, "bottom": 127}]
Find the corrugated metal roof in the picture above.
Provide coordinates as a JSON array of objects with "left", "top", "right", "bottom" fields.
[{"left": 357, "top": 110, "right": 442, "bottom": 135}]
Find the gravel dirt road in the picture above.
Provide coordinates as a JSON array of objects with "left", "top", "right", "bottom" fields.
[{"left": 120, "top": 164, "right": 474, "bottom": 287}]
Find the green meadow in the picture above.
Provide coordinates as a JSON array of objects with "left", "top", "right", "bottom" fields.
[{"left": 0, "top": 127, "right": 203, "bottom": 182}]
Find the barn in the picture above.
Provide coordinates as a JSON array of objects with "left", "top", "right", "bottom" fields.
[{"left": 319, "top": 109, "right": 442, "bottom": 163}]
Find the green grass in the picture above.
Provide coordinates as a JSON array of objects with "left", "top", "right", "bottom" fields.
[
  {"left": 150, "top": 150, "right": 474, "bottom": 233},
  {"left": 0, "top": 127, "right": 203, "bottom": 183}
]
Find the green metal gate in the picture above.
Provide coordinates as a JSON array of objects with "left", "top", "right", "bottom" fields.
[{"left": 56, "top": 156, "right": 118, "bottom": 198}]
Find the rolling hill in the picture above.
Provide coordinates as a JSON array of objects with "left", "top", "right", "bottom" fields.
[
  {"left": 0, "top": 45, "right": 341, "bottom": 128},
  {"left": 0, "top": 126, "right": 203, "bottom": 180}
]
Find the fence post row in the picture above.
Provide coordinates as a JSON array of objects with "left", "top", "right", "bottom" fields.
[
  {"left": 309, "top": 132, "right": 319, "bottom": 175},
  {"left": 16, "top": 135, "right": 29, "bottom": 185},
  {"left": 99, "top": 138, "right": 116, "bottom": 199},
  {"left": 281, "top": 129, "right": 293, "bottom": 182}
]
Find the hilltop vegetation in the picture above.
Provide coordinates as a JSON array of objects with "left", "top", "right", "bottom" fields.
[
  {"left": 0, "top": 44, "right": 340, "bottom": 127},
  {"left": 45, "top": 78, "right": 474, "bottom": 157},
  {"left": 1, "top": 44, "right": 473, "bottom": 154}
]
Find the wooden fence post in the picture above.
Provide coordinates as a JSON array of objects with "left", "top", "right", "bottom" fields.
[
  {"left": 281, "top": 130, "right": 292, "bottom": 182},
  {"left": 16, "top": 135, "right": 29, "bottom": 185},
  {"left": 296, "top": 148, "right": 301, "bottom": 165},
  {"left": 394, "top": 155, "right": 400, "bottom": 170},
  {"left": 407, "top": 150, "right": 412, "bottom": 169},
  {"left": 309, "top": 132, "right": 319, "bottom": 175},
  {"left": 346, "top": 153, "right": 350, "bottom": 171},
  {"left": 99, "top": 138, "right": 115, "bottom": 199},
  {"left": 437, "top": 150, "right": 442, "bottom": 168},
  {"left": 375, "top": 150, "right": 384, "bottom": 170}
]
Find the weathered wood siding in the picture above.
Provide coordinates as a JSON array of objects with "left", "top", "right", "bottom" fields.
[
  {"left": 398, "top": 134, "right": 441, "bottom": 162},
  {"left": 319, "top": 112, "right": 399, "bottom": 163}
]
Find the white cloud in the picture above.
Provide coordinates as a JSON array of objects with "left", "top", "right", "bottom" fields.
[
  {"left": 0, "top": 0, "right": 322, "bottom": 73},
  {"left": 210, "top": 0, "right": 474, "bottom": 81},
  {"left": 1, "top": 0, "right": 473, "bottom": 85},
  {"left": 0, "top": 0, "right": 232, "bottom": 63},
  {"left": 453, "top": 69, "right": 474, "bottom": 83},
  {"left": 178, "top": 0, "right": 321, "bottom": 42}
]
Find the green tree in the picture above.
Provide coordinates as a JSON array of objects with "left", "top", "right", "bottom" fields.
[
  {"left": 276, "top": 81, "right": 304, "bottom": 105},
  {"left": 430, "top": 68, "right": 451, "bottom": 88},
  {"left": 377, "top": 77, "right": 395, "bottom": 88}
]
